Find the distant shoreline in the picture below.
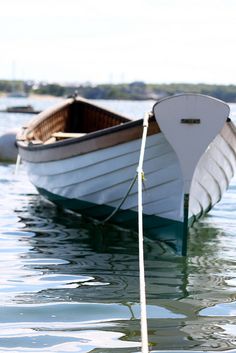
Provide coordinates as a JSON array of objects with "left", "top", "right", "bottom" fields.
[{"left": 1, "top": 81, "right": 236, "bottom": 102}]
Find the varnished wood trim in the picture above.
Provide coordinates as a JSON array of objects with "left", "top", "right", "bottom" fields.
[{"left": 18, "top": 119, "right": 160, "bottom": 163}]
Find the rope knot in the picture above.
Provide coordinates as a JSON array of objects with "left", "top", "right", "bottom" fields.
[{"left": 141, "top": 171, "right": 146, "bottom": 181}]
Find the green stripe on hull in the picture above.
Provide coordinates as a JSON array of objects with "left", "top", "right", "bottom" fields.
[{"left": 37, "top": 187, "right": 188, "bottom": 255}]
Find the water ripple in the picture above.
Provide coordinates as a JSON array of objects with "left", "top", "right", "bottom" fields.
[{"left": 1, "top": 102, "right": 236, "bottom": 351}]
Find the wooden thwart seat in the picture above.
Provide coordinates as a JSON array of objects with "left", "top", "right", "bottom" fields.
[
  {"left": 52, "top": 132, "right": 86, "bottom": 139},
  {"left": 43, "top": 132, "right": 86, "bottom": 145}
]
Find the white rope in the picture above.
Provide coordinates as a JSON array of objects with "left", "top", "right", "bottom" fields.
[
  {"left": 14, "top": 154, "right": 21, "bottom": 176},
  {"left": 137, "top": 112, "right": 151, "bottom": 353}
]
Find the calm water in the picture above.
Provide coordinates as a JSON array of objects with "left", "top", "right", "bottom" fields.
[{"left": 1, "top": 97, "right": 236, "bottom": 353}]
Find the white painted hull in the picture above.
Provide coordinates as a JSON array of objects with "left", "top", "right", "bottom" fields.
[
  {"left": 24, "top": 132, "right": 184, "bottom": 222},
  {"left": 23, "top": 120, "right": 236, "bottom": 224},
  {"left": 190, "top": 121, "right": 236, "bottom": 220}
]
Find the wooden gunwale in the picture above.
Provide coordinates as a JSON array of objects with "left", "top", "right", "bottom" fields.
[{"left": 18, "top": 118, "right": 160, "bottom": 163}]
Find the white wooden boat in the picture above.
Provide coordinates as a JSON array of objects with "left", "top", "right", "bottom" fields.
[{"left": 16, "top": 94, "right": 236, "bottom": 255}]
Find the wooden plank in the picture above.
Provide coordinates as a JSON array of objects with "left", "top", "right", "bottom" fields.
[{"left": 52, "top": 132, "right": 86, "bottom": 139}]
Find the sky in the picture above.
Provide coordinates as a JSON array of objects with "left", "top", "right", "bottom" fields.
[{"left": 0, "top": 0, "right": 236, "bottom": 85}]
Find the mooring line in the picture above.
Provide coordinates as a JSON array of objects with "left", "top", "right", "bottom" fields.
[
  {"left": 15, "top": 154, "right": 21, "bottom": 176},
  {"left": 137, "top": 111, "right": 151, "bottom": 353},
  {"left": 101, "top": 111, "right": 151, "bottom": 352},
  {"left": 102, "top": 174, "right": 137, "bottom": 224}
]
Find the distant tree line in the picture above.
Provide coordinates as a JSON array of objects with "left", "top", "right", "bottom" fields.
[{"left": 1, "top": 80, "right": 236, "bottom": 102}]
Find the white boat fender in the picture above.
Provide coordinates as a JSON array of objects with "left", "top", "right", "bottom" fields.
[{"left": 0, "top": 130, "right": 18, "bottom": 163}]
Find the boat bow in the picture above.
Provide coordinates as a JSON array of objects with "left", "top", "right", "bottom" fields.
[{"left": 153, "top": 94, "right": 229, "bottom": 193}]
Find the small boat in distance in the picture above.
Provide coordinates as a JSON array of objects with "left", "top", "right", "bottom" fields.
[
  {"left": 7, "top": 91, "right": 28, "bottom": 98},
  {"left": 0, "top": 105, "right": 41, "bottom": 114},
  {"left": 16, "top": 94, "right": 236, "bottom": 255}
]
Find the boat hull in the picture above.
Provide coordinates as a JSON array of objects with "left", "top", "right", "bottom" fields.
[
  {"left": 19, "top": 120, "right": 236, "bottom": 254},
  {"left": 20, "top": 130, "right": 187, "bottom": 252},
  {"left": 17, "top": 95, "right": 236, "bottom": 255},
  {"left": 37, "top": 185, "right": 188, "bottom": 254}
]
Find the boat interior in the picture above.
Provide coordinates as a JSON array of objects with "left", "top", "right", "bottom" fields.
[{"left": 24, "top": 99, "right": 130, "bottom": 144}]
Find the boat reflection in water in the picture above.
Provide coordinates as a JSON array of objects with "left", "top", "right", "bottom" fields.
[{"left": 9, "top": 195, "right": 236, "bottom": 352}]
